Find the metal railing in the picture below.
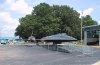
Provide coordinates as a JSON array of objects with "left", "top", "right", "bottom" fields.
[
  {"left": 39, "top": 42, "right": 93, "bottom": 56},
  {"left": 13, "top": 42, "right": 93, "bottom": 56}
]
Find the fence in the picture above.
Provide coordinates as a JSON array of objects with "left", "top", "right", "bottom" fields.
[
  {"left": 58, "top": 43, "right": 93, "bottom": 56},
  {"left": 39, "top": 42, "right": 93, "bottom": 56},
  {"left": 13, "top": 41, "right": 93, "bottom": 56}
]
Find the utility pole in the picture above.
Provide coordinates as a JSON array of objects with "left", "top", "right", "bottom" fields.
[{"left": 81, "top": 10, "right": 83, "bottom": 43}]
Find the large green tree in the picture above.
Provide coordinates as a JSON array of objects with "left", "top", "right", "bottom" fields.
[
  {"left": 52, "top": 5, "right": 81, "bottom": 39},
  {"left": 82, "top": 15, "right": 97, "bottom": 27},
  {"left": 32, "top": 3, "right": 60, "bottom": 38},
  {"left": 15, "top": 14, "right": 36, "bottom": 38},
  {"left": 15, "top": 3, "right": 98, "bottom": 40}
]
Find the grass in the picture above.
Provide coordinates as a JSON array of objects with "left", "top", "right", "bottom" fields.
[{"left": 71, "top": 41, "right": 84, "bottom": 45}]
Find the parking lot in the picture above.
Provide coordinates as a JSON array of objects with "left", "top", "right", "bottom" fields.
[{"left": 0, "top": 45, "right": 100, "bottom": 65}]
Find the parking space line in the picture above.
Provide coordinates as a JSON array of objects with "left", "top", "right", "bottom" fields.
[{"left": 92, "top": 61, "right": 100, "bottom": 65}]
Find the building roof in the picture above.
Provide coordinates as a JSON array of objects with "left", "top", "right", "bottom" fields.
[
  {"left": 41, "top": 33, "right": 77, "bottom": 42},
  {"left": 82, "top": 25, "right": 100, "bottom": 31},
  {"left": 82, "top": 25, "right": 100, "bottom": 28}
]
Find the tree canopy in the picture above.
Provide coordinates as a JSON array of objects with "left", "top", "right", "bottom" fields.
[
  {"left": 15, "top": 3, "right": 98, "bottom": 40},
  {"left": 82, "top": 15, "right": 98, "bottom": 27}
]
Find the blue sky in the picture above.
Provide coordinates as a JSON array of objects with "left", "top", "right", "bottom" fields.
[{"left": 0, "top": 0, "right": 100, "bottom": 37}]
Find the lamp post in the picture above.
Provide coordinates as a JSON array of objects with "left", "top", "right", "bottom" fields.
[{"left": 81, "top": 10, "right": 83, "bottom": 43}]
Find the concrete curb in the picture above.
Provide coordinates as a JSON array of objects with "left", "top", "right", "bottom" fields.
[{"left": 92, "top": 46, "right": 100, "bottom": 48}]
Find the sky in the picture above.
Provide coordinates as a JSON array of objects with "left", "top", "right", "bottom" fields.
[{"left": 0, "top": 0, "right": 100, "bottom": 37}]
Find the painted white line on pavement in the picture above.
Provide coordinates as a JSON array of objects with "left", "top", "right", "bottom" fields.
[{"left": 92, "top": 61, "right": 100, "bottom": 65}]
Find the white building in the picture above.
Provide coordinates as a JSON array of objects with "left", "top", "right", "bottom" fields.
[{"left": 83, "top": 25, "right": 100, "bottom": 46}]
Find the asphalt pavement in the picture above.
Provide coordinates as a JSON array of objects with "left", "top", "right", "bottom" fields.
[{"left": 0, "top": 45, "right": 100, "bottom": 65}]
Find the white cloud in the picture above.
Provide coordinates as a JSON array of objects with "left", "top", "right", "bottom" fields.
[
  {"left": 10, "top": 0, "right": 33, "bottom": 14},
  {"left": 6, "top": 0, "right": 14, "bottom": 4},
  {"left": 0, "top": 12, "right": 19, "bottom": 37},
  {"left": 83, "top": 8, "right": 93, "bottom": 16},
  {"left": 3, "top": 0, "right": 33, "bottom": 14},
  {"left": 3, "top": 25, "right": 17, "bottom": 30},
  {"left": 0, "top": 12, "right": 18, "bottom": 24},
  {"left": 0, "top": 0, "right": 33, "bottom": 37},
  {"left": 78, "top": 8, "right": 94, "bottom": 17}
]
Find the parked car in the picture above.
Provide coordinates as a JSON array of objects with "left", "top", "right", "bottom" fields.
[{"left": 0, "top": 38, "right": 7, "bottom": 44}]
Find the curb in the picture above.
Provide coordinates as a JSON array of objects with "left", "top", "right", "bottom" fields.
[{"left": 92, "top": 46, "right": 100, "bottom": 48}]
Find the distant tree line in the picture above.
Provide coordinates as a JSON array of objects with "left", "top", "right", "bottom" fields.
[{"left": 15, "top": 3, "right": 98, "bottom": 40}]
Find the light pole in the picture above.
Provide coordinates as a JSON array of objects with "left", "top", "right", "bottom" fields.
[{"left": 81, "top": 10, "right": 83, "bottom": 43}]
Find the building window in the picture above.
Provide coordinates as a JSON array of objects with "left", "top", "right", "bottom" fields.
[{"left": 87, "top": 30, "right": 99, "bottom": 38}]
